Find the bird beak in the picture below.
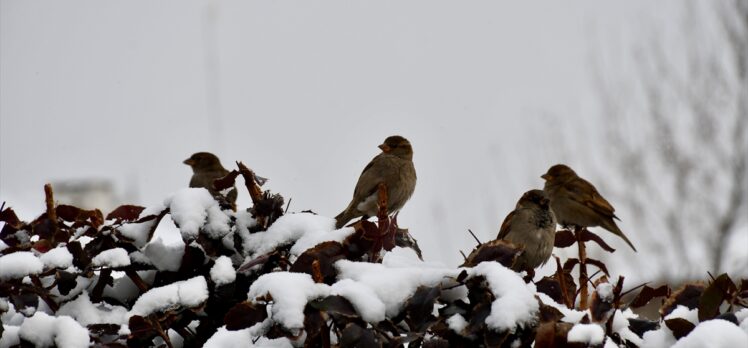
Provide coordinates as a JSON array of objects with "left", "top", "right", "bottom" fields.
[
  {"left": 541, "top": 174, "right": 551, "bottom": 180},
  {"left": 183, "top": 158, "right": 196, "bottom": 166},
  {"left": 378, "top": 144, "right": 391, "bottom": 152}
]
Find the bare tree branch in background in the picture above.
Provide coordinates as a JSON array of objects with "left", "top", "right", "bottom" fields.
[{"left": 595, "top": 0, "right": 747, "bottom": 277}]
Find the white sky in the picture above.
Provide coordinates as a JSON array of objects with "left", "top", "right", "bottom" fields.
[{"left": 2, "top": 1, "right": 685, "bottom": 273}]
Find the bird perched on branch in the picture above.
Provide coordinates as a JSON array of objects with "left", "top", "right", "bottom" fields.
[
  {"left": 335, "top": 136, "right": 417, "bottom": 229},
  {"left": 497, "top": 190, "right": 557, "bottom": 271},
  {"left": 541, "top": 164, "right": 636, "bottom": 251},
  {"left": 184, "top": 152, "right": 237, "bottom": 210}
]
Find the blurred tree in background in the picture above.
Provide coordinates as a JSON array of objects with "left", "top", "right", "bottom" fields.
[{"left": 595, "top": 0, "right": 747, "bottom": 277}]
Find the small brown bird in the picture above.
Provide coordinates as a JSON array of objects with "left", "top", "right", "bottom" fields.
[
  {"left": 541, "top": 164, "right": 636, "bottom": 251},
  {"left": 184, "top": 152, "right": 237, "bottom": 210},
  {"left": 335, "top": 136, "right": 417, "bottom": 229},
  {"left": 497, "top": 190, "right": 557, "bottom": 271}
]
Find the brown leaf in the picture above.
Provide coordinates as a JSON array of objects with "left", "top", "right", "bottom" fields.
[
  {"left": 554, "top": 230, "right": 576, "bottom": 248},
  {"left": 580, "top": 229, "right": 616, "bottom": 253},
  {"left": 661, "top": 283, "right": 705, "bottom": 317},
  {"left": 664, "top": 318, "right": 695, "bottom": 339},
  {"left": 630, "top": 285, "right": 670, "bottom": 308},
  {"left": 537, "top": 301, "right": 564, "bottom": 323},
  {"left": 461, "top": 239, "right": 521, "bottom": 268},
  {"left": 224, "top": 302, "right": 267, "bottom": 330},
  {"left": 106, "top": 205, "right": 145, "bottom": 222},
  {"left": 698, "top": 273, "right": 737, "bottom": 321}
]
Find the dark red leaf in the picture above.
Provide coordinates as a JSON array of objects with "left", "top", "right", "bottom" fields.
[
  {"left": 627, "top": 318, "right": 660, "bottom": 338},
  {"left": 580, "top": 230, "right": 616, "bottom": 252},
  {"left": 106, "top": 205, "right": 145, "bottom": 222},
  {"left": 56, "top": 205, "right": 82, "bottom": 222},
  {"left": 405, "top": 286, "right": 441, "bottom": 332},
  {"left": 56, "top": 271, "right": 79, "bottom": 296},
  {"left": 563, "top": 258, "right": 579, "bottom": 272},
  {"left": 67, "top": 241, "right": 91, "bottom": 269},
  {"left": 554, "top": 230, "right": 576, "bottom": 248},
  {"left": 340, "top": 323, "right": 381, "bottom": 348},
  {"left": 290, "top": 241, "right": 345, "bottom": 284},
  {"left": 630, "top": 285, "right": 670, "bottom": 308},
  {"left": 664, "top": 318, "right": 695, "bottom": 339},
  {"left": 310, "top": 295, "right": 358, "bottom": 318},
  {"left": 0, "top": 206, "right": 22, "bottom": 227},
  {"left": 698, "top": 273, "right": 737, "bottom": 321},
  {"left": 224, "top": 302, "right": 267, "bottom": 330},
  {"left": 213, "top": 170, "right": 240, "bottom": 191},
  {"left": 586, "top": 258, "right": 610, "bottom": 276}
]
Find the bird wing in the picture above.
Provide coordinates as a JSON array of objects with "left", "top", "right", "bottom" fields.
[
  {"left": 352, "top": 153, "right": 397, "bottom": 200},
  {"left": 497, "top": 210, "right": 515, "bottom": 240},
  {"left": 566, "top": 178, "right": 617, "bottom": 219}
]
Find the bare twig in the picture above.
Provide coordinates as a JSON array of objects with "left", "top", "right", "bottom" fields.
[{"left": 467, "top": 229, "right": 482, "bottom": 246}]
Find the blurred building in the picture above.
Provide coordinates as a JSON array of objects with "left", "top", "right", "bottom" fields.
[{"left": 52, "top": 179, "right": 119, "bottom": 213}]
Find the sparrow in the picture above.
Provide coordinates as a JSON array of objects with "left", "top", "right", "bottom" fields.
[
  {"left": 184, "top": 152, "right": 237, "bottom": 210},
  {"left": 335, "top": 136, "right": 417, "bottom": 229},
  {"left": 497, "top": 190, "right": 557, "bottom": 271},
  {"left": 541, "top": 164, "right": 636, "bottom": 251}
]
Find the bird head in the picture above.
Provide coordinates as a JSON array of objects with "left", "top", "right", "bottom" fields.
[
  {"left": 184, "top": 152, "right": 223, "bottom": 171},
  {"left": 518, "top": 189, "right": 550, "bottom": 209},
  {"left": 378, "top": 135, "right": 413, "bottom": 159},
  {"left": 541, "top": 164, "right": 577, "bottom": 183}
]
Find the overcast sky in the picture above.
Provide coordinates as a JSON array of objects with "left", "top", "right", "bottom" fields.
[{"left": 2, "top": 1, "right": 696, "bottom": 276}]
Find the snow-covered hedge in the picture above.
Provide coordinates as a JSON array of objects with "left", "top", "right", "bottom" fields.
[{"left": 1, "top": 167, "right": 747, "bottom": 347}]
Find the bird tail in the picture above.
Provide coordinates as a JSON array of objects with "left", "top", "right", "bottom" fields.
[
  {"left": 334, "top": 208, "right": 354, "bottom": 229},
  {"left": 604, "top": 219, "right": 637, "bottom": 252}
]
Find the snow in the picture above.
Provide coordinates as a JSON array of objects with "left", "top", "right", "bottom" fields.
[
  {"left": 210, "top": 256, "right": 236, "bottom": 286},
  {"left": 39, "top": 246, "right": 73, "bottom": 270},
  {"left": 248, "top": 272, "right": 330, "bottom": 330},
  {"left": 671, "top": 319, "right": 748, "bottom": 348},
  {"left": 330, "top": 279, "right": 386, "bottom": 323},
  {"left": 447, "top": 314, "right": 468, "bottom": 333},
  {"left": 130, "top": 276, "right": 209, "bottom": 316},
  {"left": 0, "top": 251, "right": 43, "bottom": 280},
  {"left": 596, "top": 282, "right": 614, "bottom": 302},
  {"left": 243, "top": 213, "right": 337, "bottom": 258},
  {"left": 92, "top": 248, "right": 131, "bottom": 268},
  {"left": 17, "top": 312, "right": 89, "bottom": 348},
  {"left": 57, "top": 292, "right": 128, "bottom": 325},
  {"left": 116, "top": 203, "right": 166, "bottom": 247},
  {"left": 0, "top": 325, "right": 21, "bottom": 347},
  {"left": 666, "top": 305, "right": 699, "bottom": 324},
  {"left": 165, "top": 188, "right": 231, "bottom": 240},
  {"left": 536, "top": 293, "right": 587, "bottom": 323},
  {"left": 568, "top": 323, "right": 605, "bottom": 345},
  {"left": 204, "top": 325, "right": 292, "bottom": 348},
  {"left": 335, "top": 259, "right": 459, "bottom": 318},
  {"left": 144, "top": 237, "right": 185, "bottom": 272},
  {"left": 468, "top": 262, "right": 539, "bottom": 331},
  {"left": 611, "top": 309, "right": 643, "bottom": 346},
  {"left": 289, "top": 225, "right": 354, "bottom": 257}
]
